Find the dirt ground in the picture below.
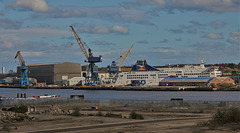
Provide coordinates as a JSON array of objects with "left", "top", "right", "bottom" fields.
[{"left": 0, "top": 101, "right": 240, "bottom": 133}]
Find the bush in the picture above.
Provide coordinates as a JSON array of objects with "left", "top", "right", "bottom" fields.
[
  {"left": 210, "top": 108, "right": 240, "bottom": 125},
  {"left": 8, "top": 105, "right": 28, "bottom": 113},
  {"left": 197, "top": 121, "right": 209, "bottom": 127},
  {"left": 211, "top": 110, "right": 227, "bottom": 125},
  {"left": 2, "top": 124, "right": 11, "bottom": 132},
  {"left": 218, "top": 101, "right": 226, "bottom": 107},
  {"left": 225, "top": 108, "right": 240, "bottom": 123},
  {"left": 17, "top": 105, "right": 28, "bottom": 113},
  {"left": 15, "top": 115, "right": 26, "bottom": 121},
  {"left": 72, "top": 108, "right": 81, "bottom": 117},
  {"left": 105, "top": 112, "right": 122, "bottom": 118},
  {"left": 97, "top": 111, "right": 103, "bottom": 116},
  {"left": 129, "top": 111, "right": 144, "bottom": 120}
]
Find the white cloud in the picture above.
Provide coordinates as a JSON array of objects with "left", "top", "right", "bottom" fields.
[
  {"left": 0, "top": 18, "right": 22, "bottom": 29},
  {"left": 10, "top": 0, "right": 50, "bottom": 12},
  {"left": 153, "top": 48, "right": 179, "bottom": 55},
  {"left": 227, "top": 31, "right": 240, "bottom": 44},
  {"left": 202, "top": 33, "right": 223, "bottom": 40},
  {"left": 0, "top": 34, "right": 26, "bottom": 49},
  {"left": 92, "top": 26, "right": 110, "bottom": 34},
  {"left": 93, "top": 41, "right": 115, "bottom": 46},
  {"left": 94, "top": 51, "right": 117, "bottom": 56},
  {"left": 0, "top": 28, "right": 71, "bottom": 37},
  {"left": 128, "top": 0, "right": 166, "bottom": 5},
  {"left": 22, "top": 51, "right": 44, "bottom": 57},
  {"left": 228, "top": 37, "right": 239, "bottom": 44},
  {"left": 33, "top": 6, "right": 152, "bottom": 25},
  {"left": 210, "top": 20, "right": 226, "bottom": 29},
  {"left": 123, "top": 0, "right": 239, "bottom": 13},
  {"left": 111, "top": 26, "right": 129, "bottom": 34},
  {"left": 166, "top": 0, "right": 239, "bottom": 13},
  {"left": 231, "top": 31, "right": 240, "bottom": 36},
  {"left": 76, "top": 25, "right": 129, "bottom": 34}
]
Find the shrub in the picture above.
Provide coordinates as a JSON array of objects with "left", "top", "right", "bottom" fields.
[
  {"left": 97, "top": 111, "right": 104, "bottom": 116},
  {"left": 15, "top": 115, "right": 25, "bottom": 121},
  {"left": 225, "top": 108, "right": 240, "bottom": 123},
  {"left": 211, "top": 110, "right": 227, "bottom": 125},
  {"left": 105, "top": 112, "right": 122, "bottom": 118},
  {"left": 72, "top": 107, "right": 81, "bottom": 117},
  {"left": 197, "top": 121, "right": 209, "bottom": 127},
  {"left": 17, "top": 105, "right": 28, "bottom": 113},
  {"left": 129, "top": 111, "right": 144, "bottom": 120},
  {"left": 210, "top": 108, "right": 240, "bottom": 125},
  {"left": 8, "top": 105, "right": 28, "bottom": 113},
  {"left": 218, "top": 101, "right": 226, "bottom": 107},
  {"left": 2, "top": 124, "right": 11, "bottom": 132}
]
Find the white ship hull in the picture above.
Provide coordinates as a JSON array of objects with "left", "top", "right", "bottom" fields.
[{"left": 102, "top": 60, "right": 222, "bottom": 86}]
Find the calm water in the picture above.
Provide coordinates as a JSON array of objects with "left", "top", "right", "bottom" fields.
[{"left": 0, "top": 88, "right": 240, "bottom": 102}]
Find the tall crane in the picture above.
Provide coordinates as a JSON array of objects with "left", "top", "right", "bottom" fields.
[
  {"left": 108, "top": 44, "right": 134, "bottom": 74},
  {"left": 15, "top": 51, "right": 29, "bottom": 87},
  {"left": 118, "top": 43, "right": 134, "bottom": 71},
  {"left": 70, "top": 26, "right": 102, "bottom": 86}
]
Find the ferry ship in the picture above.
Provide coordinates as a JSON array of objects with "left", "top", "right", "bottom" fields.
[{"left": 101, "top": 59, "right": 222, "bottom": 86}]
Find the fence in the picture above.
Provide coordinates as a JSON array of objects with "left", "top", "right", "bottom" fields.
[
  {"left": 1, "top": 97, "right": 84, "bottom": 106},
  {"left": 1, "top": 97, "right": 240, "bottom": 107}
]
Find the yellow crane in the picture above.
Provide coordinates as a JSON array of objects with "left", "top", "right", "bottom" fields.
[
  {"left": 118, "top": 43, "right": 134, "bottom": 71},
  {"left": 109, "top": 44, "right": 134, "bottom": 73},
  {"left": 70, "top": 26, "right": 102, "bottom": 86},
  {"left": 69, "top": 26, "right": 89, "bottom": 60}
]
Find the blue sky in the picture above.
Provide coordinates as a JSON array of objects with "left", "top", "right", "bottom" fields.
[{"left": 0, "top": 0, "right": 239, "bottom": 72}]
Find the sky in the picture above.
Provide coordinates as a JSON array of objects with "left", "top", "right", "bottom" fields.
[{"left": 0, "top": 0, "right": 239, "bottom": 72}]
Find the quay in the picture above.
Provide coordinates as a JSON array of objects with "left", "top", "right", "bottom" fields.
[{"left": 0, "top": 85, "right": 214, "bottom": 91}]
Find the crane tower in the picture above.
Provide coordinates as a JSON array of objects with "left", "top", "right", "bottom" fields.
[
  {"left": 70, "top": 26, "right": 102, "bottom": 86},
  {"left": 15, "top": 51, "right": 29, "bottom": 87}
]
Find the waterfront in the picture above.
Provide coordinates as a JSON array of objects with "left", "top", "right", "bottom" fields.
[{"left": 0, "top": 88, "right": 240, "bottom": 102}]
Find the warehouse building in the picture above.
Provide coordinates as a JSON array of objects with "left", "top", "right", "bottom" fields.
[{"left": 17, "top": 62, "right": 85, "bottom": 84}]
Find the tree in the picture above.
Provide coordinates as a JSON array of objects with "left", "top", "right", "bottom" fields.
[{"left": 8, "top": 70, "right": 15, "bottom": 74}]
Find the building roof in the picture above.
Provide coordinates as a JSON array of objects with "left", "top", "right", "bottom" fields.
[
  {"left": 26, "top": 62, "right": 81, "bottom": 66},
  {"left": 160, "top": 77, "right": 214, "bottom": 83},
  {"left": 215, "top": 77, "right": 228, "bottom": 81},
  {"left": 131, "top": 60, "right": 159, "bottom": 71}
]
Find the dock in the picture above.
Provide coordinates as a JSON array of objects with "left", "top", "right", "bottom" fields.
[{"left": 0, "top": 86, "right": 214, "bottom": 91}]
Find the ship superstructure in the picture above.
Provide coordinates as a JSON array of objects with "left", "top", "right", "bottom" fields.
[{"left": 102, "top": 59, "right": 222, "bottom": 86}]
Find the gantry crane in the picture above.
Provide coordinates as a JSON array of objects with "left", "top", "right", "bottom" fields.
[
  {"left": 109, "top": 44, "right": 134, "bottom": 74},
  {"left": 70, "top": 26, "right": 102, "bottom": 86},
  {"left": 15, "top": 51, "right": 29, "bottom": 87}
]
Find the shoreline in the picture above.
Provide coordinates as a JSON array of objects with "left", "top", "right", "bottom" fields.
[{"left": 0, "top": 85, "right": 237, "bottom": 91}]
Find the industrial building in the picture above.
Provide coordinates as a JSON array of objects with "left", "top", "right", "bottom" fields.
[
  {"left": 17, "top": 62, "right": 85, "bottom": 84},
  {"left": 67, "top": 77, "right": 85, "bottom": 86}
]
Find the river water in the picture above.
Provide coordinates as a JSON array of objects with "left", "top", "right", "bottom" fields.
[{"left": 0, "top": 88, "right": 240, "bottom": 102}]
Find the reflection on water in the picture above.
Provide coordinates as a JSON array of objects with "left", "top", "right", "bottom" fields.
[{"left": 0, "top": 88, "right": 240, "bottom": 102}]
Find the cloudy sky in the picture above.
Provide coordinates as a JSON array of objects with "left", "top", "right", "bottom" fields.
[{"left": 0, "top": 0, "right": 239, "bottom": 72}]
